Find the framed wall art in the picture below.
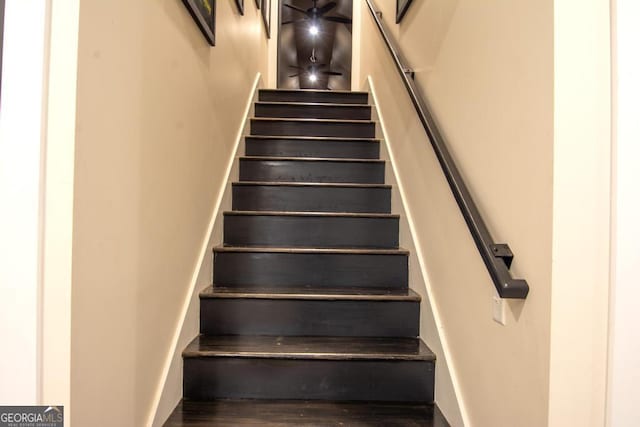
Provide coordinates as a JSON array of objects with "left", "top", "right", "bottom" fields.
[
  {"left": 396, "top": 0, "right": 413, "bottom": 23},
  {"left": 182, "top": 0, "right": 215, "bottom": 45},
  {"left": 261, "top": 0, "right": 271, "bottom": 38},
  {"left": 235, "top": 0, "right": 244, "bottom": 15}
]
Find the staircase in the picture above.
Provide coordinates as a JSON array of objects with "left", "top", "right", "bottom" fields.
[{"left": 165, "top": 89, "right": 449, "bottom": 426}]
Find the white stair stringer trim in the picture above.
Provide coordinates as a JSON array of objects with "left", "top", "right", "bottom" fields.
[
  {"left": 146, "top": 73, "right": 263, "bottom": 427},
  {"left": 367, "top": 76, "right": 470, "bottom": 427}
]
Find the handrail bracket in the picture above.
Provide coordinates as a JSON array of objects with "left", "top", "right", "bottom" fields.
[
  {"left": 490, "top": 244, "right": 514, "bottom": 269},
  {"left": 403, "top": 68, "right": 415, "bottom": 80}
]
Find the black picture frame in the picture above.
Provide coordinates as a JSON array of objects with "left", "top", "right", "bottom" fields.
[
  {"left": 396, "top": 0, "right": 413, "bottom": 23},
  {"left": 235, "top": 0, "right": 244, "bottom": 15},
  {"left": 255, "top": 0, "right": 260, "bottom": 9},
  {"left": 182, "top": 0, "right": 216, "bottom": 46},
  {"left": 261, "top": 0, "right": 271, "bottom": 38}
]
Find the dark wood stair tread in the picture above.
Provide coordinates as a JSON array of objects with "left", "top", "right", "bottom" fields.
[
  {"left": 255, "top": 101, "right": 372, "bottom": 108},
  {"left": 240, "top": 156, "right": 384, "bottom": 164},
  {"left": 214, "top": 246, "right": 408, "bottom": 255},
  {"left": 183, "top": 335, "right": 435, "bottom": 361},
  {"left": 233, "top": 181, "right": 390, "bottom": 188},
  {"left": 252, "top": 117, "right": 375, "bottom": 124},
  {"left": 201, "top": 286, "right": 420, "bottom": 302},
  {"left": 261, "top": 88, "right": 370, "bottom": 95},
  {"left": 247, "top": 135, "right": 379, "bottom": 142},
  {"left": 224, "top": 210, "right": 399, "bottom": 219},
  {"left": 165, "top": 400, "right": 449, "bottom": 426}
]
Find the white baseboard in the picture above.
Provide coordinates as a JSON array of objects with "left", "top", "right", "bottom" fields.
[
  {"left": 366, "top": 76, "right": 469, "bottom": 427},
  {"left": 146, "top": 73, "right": 262, "bottom": 427}
]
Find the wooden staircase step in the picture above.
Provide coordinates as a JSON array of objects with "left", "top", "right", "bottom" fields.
[
  {"left": 232, "top": 181, "right": 391, "bottom": 213},
  {"left": 183, "top": 335, "right": 434, "bottom": 361},
  {"left": 255, "top": 101, "right": 372, "bottom": 120},
  {"left": 181, "top": 335, "right": 434, "bottom": 402},
  {"left": 213, "top": 247, "right": 408, "bottom": 290},
  {"left": 251, "top": 118, "right": 376, "bottom": 138},
  {"left": 223, "top": 210, "right": 399, "bottom": 249},
  {"left": 239, "top": 156, "right": 385, "bottom": 184},
  {"left": 245, "top": 135, "right": 381, "bottom": 159},
  {"left": 258, "top": 88, "right": 369, "bottom": 104},
  {"left": 199, "top": 286, "right": 420, "bottom": 337},
  {"left": 204, "top": 286, "right": 420, "bottom": 301}
]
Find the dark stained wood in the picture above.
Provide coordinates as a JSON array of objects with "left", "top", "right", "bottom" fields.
[
  {"left": 183, "top": 358, "right": 433, "bottom": 402},
  {"left": 174, "top": 89, "right": 440, "bottom": 422},
  {"left": 251, "top": 118, "right": 376, "bottom": 138},
  {"left": 200, "top": 290, "right": 419, "bottom": 337},
  {"left": 165, "top": 400, "right": 450, "bottom": 427},
  {"left": 213, "top": 248, "right": 408, "bottom": 289},
  {"left": 239, "top": 156, "right": 385, "bottom": 184},
  {"left": 259, "top": 89, "right": 369, "bottom": 104},
  {"left": 213, "top": 246, "right": 409, "bottom": 254},
  {"left": 223, "top": 211, "right": 399, "bottom": 248},
  {"left": 183, "top": 335, "right": 434, "bottom": 361},
  {"left": 245, "top": 136, "right": 380, "bottom": 159},
  {"left": 255, "top": 102, "right": 372, "bottom": 120},
  {"left": 201, "top": 286, "right": 420, "bottom": 301},
  {"left": 232, "top": 182, "right": 391, "bottom": 213}
]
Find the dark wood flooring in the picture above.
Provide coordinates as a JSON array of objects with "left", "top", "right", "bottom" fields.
[{"left": 164, "top": 400, "right": 450, "bottom": 426}]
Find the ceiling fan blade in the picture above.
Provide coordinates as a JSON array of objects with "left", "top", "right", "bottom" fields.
[
  {"left": 322, "top": 15, "right": 352, "bottom": 24},
  {"left": 282, "top": 18, "right": 306, "bottom": 24},
  {"left": 288, "top": 65, "right": 304, "bottom": 69},
  {"left": 283, "top": 3, "right": 309, "bottom": 15},
  {"left": 317, "top": 1, "right": 337, "bottom": 15},
  {"left": 322, "top": 71, "right": 343, "bottom": 76},
  {"left": 288, "top": 73, "right": 301, "bottom": 78}
]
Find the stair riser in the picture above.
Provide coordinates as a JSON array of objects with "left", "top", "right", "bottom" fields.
[
  {"left": 200, "top": 298, "right": 419, "bottom": 337},
  {"left": 251, "top": 120, "right": 376, "bottom": 138},
  {"left": 239, "top": 159, "right": 385, "bottom": 184},
  {"left": 213, "top": 251, "right": 408, "bottom": 289},
  {"left": 232, "top": 185, "right": 391, "bottom": 213},
  {"left": 184, "top": 358, "right": 433, "bottom": 402},
  {"left": 224, "top": 215, "right": 399, "bottom": 248},
  {"left": 245, "top": 138, "right": 380, "bottom": 159},
  {"left": 255, "top": 103, "right": 372, "bottom": 120},
  {"left": 259, "top": 90, "right": 369, "bottom": 104}
]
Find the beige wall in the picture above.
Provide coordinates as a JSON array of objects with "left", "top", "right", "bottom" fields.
[
  {"left": 70, "top": 1, "right": 268, "bottom": 425},
  {"left": 357, "top": 1, "right": 553, "bottom": 426}
]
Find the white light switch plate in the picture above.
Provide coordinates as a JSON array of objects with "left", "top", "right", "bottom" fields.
[{"left": 493, "top": 295, "right": 506, "bottom": 325}]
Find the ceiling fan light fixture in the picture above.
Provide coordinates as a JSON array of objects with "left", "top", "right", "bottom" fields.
[{"left": 309, "top": 73, "right": 318, "bottom": 82}]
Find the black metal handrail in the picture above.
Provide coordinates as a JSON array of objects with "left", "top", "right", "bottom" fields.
[{"left": 364, "top": 0, "right": 529, "bottom": 299}]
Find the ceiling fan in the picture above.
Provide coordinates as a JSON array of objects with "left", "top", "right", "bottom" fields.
[{"left": 282, "top": 0, "right": 352, "bottom": 25}]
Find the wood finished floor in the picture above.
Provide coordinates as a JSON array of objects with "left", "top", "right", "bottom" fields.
[{"left": 164, "top": 400, "right": 449, "bottom": 426}]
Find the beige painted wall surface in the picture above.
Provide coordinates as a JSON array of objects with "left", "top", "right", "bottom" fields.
[
  {"left": 358, "top": 1, "right": 553, "bottom": 425},
  {"left": 70, "top": 1, "right": 268, "bottom": 426}
]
